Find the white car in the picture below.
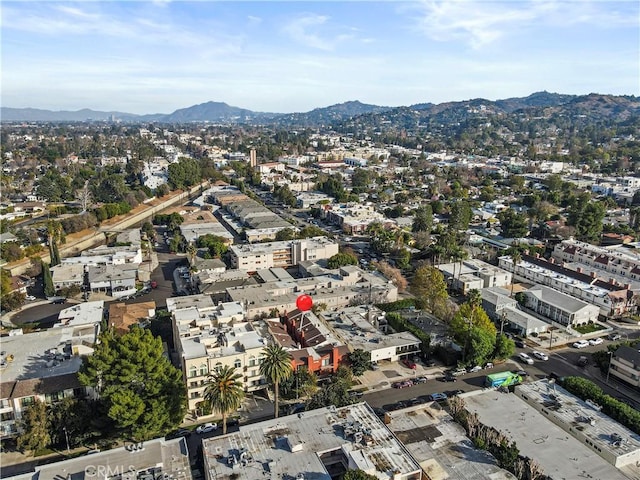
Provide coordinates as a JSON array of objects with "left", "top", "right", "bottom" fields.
[
  {"left": 196, "top": 423, "right": 217, "bottom": 434},
  {"left": 26, "top": 295, "right": 36, "bottom": 301},
  {"left": 518, "top": 352, "right": 534, "bottom": 365},
  {"left": 588, "top": 337, "right": 603, "bottom": 346},
  {"left": 532, "top": 351, "right": 549, "bottom": 361},
  {"left": 573, "top": 340, "right": 590, "bottom": 349}
]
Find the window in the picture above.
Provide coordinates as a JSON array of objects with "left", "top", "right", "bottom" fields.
[
  {"left": 20, "top": 397, "right": 34, "bottom": 407},
  {"left": 249, "top": 356, "right": 256, "bottom": 367},
  {"left": 199, "top": 364, "right": 208, "bottom": 376},
  {"left": 322, "top": 358, "right": 330, "bottom": 367},
  {"left": 234, "top": 359, "right": 242, "bottom": 369},
  {"left": 189, "top": 366, "right": 198, "bottom": 378}
]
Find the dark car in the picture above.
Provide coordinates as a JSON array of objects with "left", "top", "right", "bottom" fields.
[
  {"left": 165, "top": 428, "right": 192, "bottom": 440},
  {"left": 439, "top": 373, "right": 457, "bottom": 382},
  {"left": 514, "top": 338, "right": 525, "bottom": 348},
  {"left": 513, "top": 369, "right": 529, "bottom": 377},
  {"left": 445, "top": 389, "right": 464, "bottom": 397},
  {"left": 51, "top": 298, "right": 66, "bottom": 304}
]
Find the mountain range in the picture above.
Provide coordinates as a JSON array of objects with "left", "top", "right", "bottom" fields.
[{"left": 2, "top": 92, "right": 638, "bottom": 125}]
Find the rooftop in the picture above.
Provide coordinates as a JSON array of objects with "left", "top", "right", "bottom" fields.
[
  {"left": 6, "top": 437, "right": 191, "bottom": 480},
  {"left": 0, "top": 327, "right": 91, "bottom": 384},
  {"left": 464, "top": 383, "right": 637, "bottom": 479},
  {"left": 202, "top": 402, "right": 421, "bottom": 480},
  {"left": 57, "top": 301, "right": 105, "bottom": 327}
]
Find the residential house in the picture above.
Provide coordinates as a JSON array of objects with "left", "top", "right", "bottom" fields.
[{"left": 608, "top": 346, "right": 640, "bottom": 389}]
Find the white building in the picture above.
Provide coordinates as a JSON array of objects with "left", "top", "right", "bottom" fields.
[{"left": 229, "top": 237, "right": 339, "bottom": 271}]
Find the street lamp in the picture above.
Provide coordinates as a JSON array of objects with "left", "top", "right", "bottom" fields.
[{"left": 606, "top": 351, "right": 613, "bottom": 384}]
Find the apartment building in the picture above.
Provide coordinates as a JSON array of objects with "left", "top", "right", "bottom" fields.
[
  {"left": 437, "top": 259, "right": 512, "bottom": 294},
  {"left": 229, "top": 237, "right": 339, "bottom": 271},
  {"left": 498, "top": 254, "right": 635, "bottom": 317},
  {"left": 0, "top": 326, "right": 97, "bottom": 438},
  {"left": 88, "top": 264, "right": 137, "bottom": 298},
  {"left": 523, "top": 285, "right": 600, "bottom": 327},
  {"left": 324, "top": 203, "right": 391, "bottom": 234},
  {"left": 169, "top": 298, "right": 269, "bottom": 416},
  {"left": 553, "top": 239, "right": 640, "bottom": 285},
  {"left": 609, "top": 346, "right": 640, "bottom": 389}
]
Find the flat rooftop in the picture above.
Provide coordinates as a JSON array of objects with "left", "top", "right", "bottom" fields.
[
  {"left": 464, "top": 388, "right": 634, "bottom": 480},
  {"left": 0, "top": 327, "right": 86, "bottom": 383},
  {"left": 6, "top": 438, "right": 190, "bottom": 480},
  {"left": 384, "top": 402, "right": 514, "bottom": 480},
  {"left": 202, "top": 402, "right": 421, "bottom": 480}
]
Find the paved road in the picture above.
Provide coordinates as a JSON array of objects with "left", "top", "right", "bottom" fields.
[{"left": 10, "top": 302, "right": 73, "bottom": 327}]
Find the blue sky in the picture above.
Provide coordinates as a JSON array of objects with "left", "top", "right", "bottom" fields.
[{"left": 2, "top": 1, "right": 639, "bottom": 114}]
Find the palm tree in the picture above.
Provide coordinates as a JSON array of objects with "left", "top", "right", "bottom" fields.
[
  {"left": 203, "top": 365, "right": 245, "bottom": 435},
  {"left": 259, "top": 344, "right": 293, "bottom": 418}
]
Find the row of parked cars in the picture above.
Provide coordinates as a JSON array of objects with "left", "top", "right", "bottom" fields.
[{"left": 392, "top": 376, "right": 428, "bottom": 388}]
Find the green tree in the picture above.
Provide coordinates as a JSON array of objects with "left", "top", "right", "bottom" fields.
[
  {"left": 497, "top": 208, "right": 529, "bottom": 238},
  {"left": 167, "top": 158, "right": 201, "bottom": 190},
  {"left": 567, "top": 197, "right": 606, "bottom": 243},
  {"left": 17, "top": 400, "right": 50, "bottom": 454},
  {"left": 410, "top": 265, "right": 449, "bottom": 317},
  {"left": 412, "top": 205, "right": 433, "bottom": 233},
  {"left": 343, "top": 471, "right": 379, "bottom": 480},
  {"left": 275, "top": 228, "right": 296, "bottom": 241},
  {"left": 450, "top": 303, "right": 497, "bottom": 364},
  {"left": 466, "top": 289, "right": 482, "bottom": 308},
  {"left": 0, "top": 242, "right": 24, "bottom": 262},
  {"left": 203, "top": 365, "right": 245, "bottom": 434},
  {"left": 48, "top": 397, "right": 96, "bottom": 449},
  {"left": 347, "top": 349, "right": 371, "bottom": 376},
  {"left": 468, "top": 327, "right": 497, "bottom": 366},
  {"left": 280, "top": 366, "right": 318, "bottom": 400},
  {"left": 448, "top": 201, "right": 472, "bottom": 232},
  {"left": 306, "top": 366, "right": 354, "bottom": 410},
  {"left": 46, "top": 220, "right": 63, "bottom": 266},
  {"left": 43, "top": 262, "right": 55, "bottom": 298},
  {"left": 259, "top": 344, "right": 293, "bottom": 419},
  {"left": 327, "top": 252, "right": 358, "bottom": 269},
  {"left": 78, "top": 327, "right": 186, "bottom": 440},
  {"left": 493, "top": 334, "right": 515, "bottom": 360}
]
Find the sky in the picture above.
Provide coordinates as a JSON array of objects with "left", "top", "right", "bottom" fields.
[{"left": 2, "top": 0, "right": 639, "bottom": 114}]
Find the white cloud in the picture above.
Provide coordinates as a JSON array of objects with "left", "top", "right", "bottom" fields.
[
  {"left": 281, "top": 13, "right": 334, "bottom": 50},
  {"left": 409, "top": 0, "right": 638, "bottom": 49}
]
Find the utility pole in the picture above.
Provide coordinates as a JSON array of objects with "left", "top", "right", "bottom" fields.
[
  {"left": 63, "top": 426, "right": 70, "bottom": 453},
  {"left": 606, "top": 351, "right": 613, "bottom": 384}
]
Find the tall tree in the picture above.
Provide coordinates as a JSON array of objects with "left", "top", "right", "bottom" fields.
[
  {"left": 17, "top": 400, "right": 50, "bottom": 455},
  {"left": 46, "top": 220, "right": 63, "bottom": 266},
  {"left": 203, "top": 365, "right": 245, "bottom": 434},
  {"left": 78, "top": 327, "right": 186, "bottom": 440},
  {"left": 43, "top": 262, "right": 55, "bottom": 297},
  {"left": 509, "top": 251, "right": 522, "bottom": 298},
  {"left": 259, "top": 344, "right": 293, "bottom": 419},
  {"left": 412, "top": 204, "right": 433, "bottom": 233},
  {"left": 410, "top": 265, "right": 449, "bottom": 317}
]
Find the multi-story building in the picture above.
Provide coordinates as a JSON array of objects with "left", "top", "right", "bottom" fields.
[
  {"left": 169, "top": 297, "right": 269, "bottom": 416},
  {"left": 553, "top": 239, "right": 640, "bottom": 287},
  {"left": 324, "top": 203, "right": 391, "bottom": 234},
  {"left": 88, "top": 264, "right": 137, "bottom": 298},
  {"left": 523, "top": 285, "right": 600, "bottom": 327},
  {"left": 201, "top": 402, "right": 422, "bottom": 480},
  {"left": 229, "top": 237, "right": 339, "bottom": 271},
  {"left": 437, "top": 259, "right": 512, "bottom": 294},
  {"left": 608, "top": 346, "right": 640, "bottom": 389},
  {"left": 498, "top": 254, "right": 635, "bottom": 317},
  {"left": 50, "top": 263, "right": 85, "bottom": 291},
  {"left": 0, "top": 326, "right": 97, "bottom": 438},
  {"left": 226, "top": 266, "right": 398, "bottom": 319}
]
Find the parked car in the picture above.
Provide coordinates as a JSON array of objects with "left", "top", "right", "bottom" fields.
[
  {"left": 573, "top": 340, "right": 590, "bottom": 349},
  {"left": 439, "top": 373, "right": 457, "bottom": 382},
  {"left": 483, "top": 362, "right": 494, "bottom": 369},
  {"left": 518, "top": 352, "right": 534, "bottom": 365},
  {"left": 514, "top": 338, "right": 526, "bottom": 348},
  {"left": 532, "top": 351, "right": 549, "bottom": 361},
  {"left": 589, "top": 337, "right": 603, "bottom": 346},
  {"left": 165, "top": 428, "right": 192, "bottom": 440},
  {"left": 467, "top": 365, "right": 482, "bottom": 373},
  {"left": 413, "top": 376, "right": 428, "bottom": 384},
  {"left": 445, "top": 389, "right": 464, "bottom": 397},
  {"left": 513, "top": 369, "right": 529, "bottom": 377},
  {"left": 608, "top": 332, "right": 622, "bottom": 341},
  {"left": 196, "top": 423, "right": 217, "bottom": 434},
  {"left": 26, "top": 295, "right": 36, "bottom": 301},
  {"left": 392, "top": 380, "right": 414, "bottom": 389},
  {"left": 577, "top": 356, "right": 589, "bottom": 367},
  {"left": 451, "top": 367, "right": 467, "bottom": 376},
  {"left": 429, "top": 393, "right": 448, "bottom": 402},
  {"left": 402, "top": 358, "right": 417, "bottom": 369}
]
